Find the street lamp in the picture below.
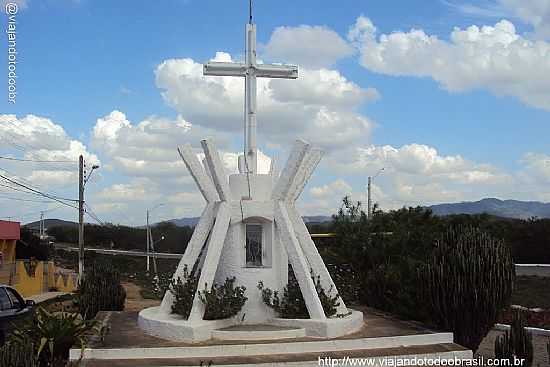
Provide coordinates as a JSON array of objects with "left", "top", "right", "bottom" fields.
[
  {"left": 367, "top": 168, "right": 384, "bottom": 219},
  {"left": 78, "top": 157, "right": 100, "bottom": 282},
  {"left": 84, "top": 164, "right": 100, "bottom": 187}
]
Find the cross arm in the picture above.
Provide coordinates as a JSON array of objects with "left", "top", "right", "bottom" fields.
[
  {"left": 255, "top": 64, "right": 298, "bottom": 79},
  {"left": 203, "top": 62, "right": 247, "bottom": 77}
]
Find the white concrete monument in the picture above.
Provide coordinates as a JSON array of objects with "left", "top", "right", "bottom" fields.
[{"left": 138, "top": 7, "right": 363, "bottom": 343}]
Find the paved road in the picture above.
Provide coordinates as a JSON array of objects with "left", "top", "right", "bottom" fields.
[{"left": 54, "top": 243, "right": 183, "bottom": 259}]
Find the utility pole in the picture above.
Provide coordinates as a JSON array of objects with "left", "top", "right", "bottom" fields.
[
  {"left": 367, "top": 168, "right": 384, "bottom": 219},
  {"left": 150, "top": 224, "right": 158, "bottom": 275},
  {"left": 39, "top": 211, "right": 44, "bottom": 239},
  {"left": 146, "top": 209, "right": 150, "bottom": 273},
  {"left": 78, "top": 155, "right": 84, "bottom": 281},
  {"left": 146, "top": 203, "right": 164, "bottom": 275},
  {"left": 77, "top": 157, "right": 100, "bottom": 282},
  {"left": 367, "top": 176, "right": 372, "bottom": 219}
]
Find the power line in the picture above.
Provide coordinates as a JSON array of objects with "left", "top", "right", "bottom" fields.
[
  {"left": 0, "top": 173, "right": 79, "bottom": 209},
  {"left": 0, "top": 182, "right": 49, "bottom": 197},
  {"left": 0, "top": 205, "right": 62, "bottom": 221},
  {"left": 0, "top": 168, "right": 78, "bottom": 202},
  {"left": 0, "top": 155, "right": 76, "bottom": 164},
  {"left": 85, "top": 203, "right": 105, "bottom": 226},
  {"left": 0, "top": 195, "right": 53, "bottom": 203},
  {"left": 0, "top": 133, "right": 28, "bottom": 152},
  {"left": 0, "top": 178, "right": 77, "bottom": 203},
  {"left": 0, "top": 165, "right": 75, "bottom": 199}
]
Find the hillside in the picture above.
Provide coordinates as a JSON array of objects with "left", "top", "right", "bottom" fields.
[
  {"left": 24, "top": 218, "right": 78, "bottom": 230},
  {"left": 429, "top": 198, "right": 550, "bottom": 219}
]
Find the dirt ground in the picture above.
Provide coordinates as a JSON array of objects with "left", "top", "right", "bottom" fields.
[
  {"left": 119, "top": 281, "right": 549, "bottom": 365},
  {"left": 122, "top": 282, "right": 160, "bottom": 312}
]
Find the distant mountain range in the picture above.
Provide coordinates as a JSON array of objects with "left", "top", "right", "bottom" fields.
[
  {"left": 25, "top": 218, "right": 78, "bottom": 230},
  {"left": 429, "top": 198, "right": 550, "bottom": 219},
  {"left": 167, "top": 215, "right": 333, "bottom": 227},
  {"left": 23, "top": 215, "right": 333, "bottom": 229},
  {"left": 23, "top": 199, "right": 550, "bottom": 230}
]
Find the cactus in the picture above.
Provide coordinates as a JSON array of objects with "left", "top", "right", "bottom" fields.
[
  {"left": 419, "top": 225, "right": 514, "bottom": 351},
  {"left": 495, "top": 309, "right": 533, "bottom": 367},
  {"left": 0, "top": 340, "right": 37, "bottom": 367},
  {"left": 78, "top": 259, "right": 126, "bottom": 319}
]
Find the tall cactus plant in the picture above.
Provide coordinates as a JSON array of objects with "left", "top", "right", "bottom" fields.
[
  {"left": 420, "top": 225, "right": 514, "bottom": 351},
  {"left": 495, "top": 309, "right": 533, "bottom": 367},
  {"left": 78, "top": 259, "right": 126, "bottom": 319}
]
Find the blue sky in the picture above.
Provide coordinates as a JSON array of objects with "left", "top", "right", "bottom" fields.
[{"left": 1, "top": 0, "right": 549, "bottom": 225}]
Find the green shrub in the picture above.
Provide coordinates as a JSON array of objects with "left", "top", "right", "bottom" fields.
[
  {"left": 258, "top": 275, "right": 308, "bottom": 319},
  {"left": 169, "top": 265, "right": 199, "bottom": 319},
  {"left": 330, "top": 198, "right": 439, "bottom": 320},
  {"left": 78, "top": 259, "right": 126, "bottom": 319},
  {"left": 312, "top": 274, "right": 340, "bottom": 317},
  {"left": 258, "top": 270, "right": 339, "bottom": 319},
  {"left": 420, "top": 225, "right": 514, "bottom": 352},
  {"left": 0, "top": 340, "right": 37, "bottom": 367},
  {"left": 151, "top": 272, "right": 172, "bottom": 300},
  {"left": 495, "top": 309, "right": 534, "bottom": 367},
  {"left": 199, "top": 277, "right": 247, "bottom": 320},
  {"left": 10, "top": 307, "right": 98, "bottom": 367}
]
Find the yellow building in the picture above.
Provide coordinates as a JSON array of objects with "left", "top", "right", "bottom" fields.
[
  {"left": 0, "top": 220, "right": 76, "bottom": 297},
  {"left": 0, "top": 219, "right": 18, "bottom": 264}
]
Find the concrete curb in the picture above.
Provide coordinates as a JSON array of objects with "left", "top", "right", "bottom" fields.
[{"left": 494, "top": 323, "right": 550, "bottom": 336}]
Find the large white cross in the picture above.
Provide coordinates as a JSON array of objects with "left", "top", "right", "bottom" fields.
[{"left": 203, "top": 22, "right": 298, "bottom": 174}]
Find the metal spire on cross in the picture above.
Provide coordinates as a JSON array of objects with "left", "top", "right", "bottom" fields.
[{"left": 203, "top": 3, "right": 298, "bottom": 175}]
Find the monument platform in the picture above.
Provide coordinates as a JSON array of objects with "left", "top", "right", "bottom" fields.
[
  {"left": 70, "top": 307, "right": 472, "bottom": 366},
  {"left": 138, "top": 306, "right": 364, "bottom": 342}
]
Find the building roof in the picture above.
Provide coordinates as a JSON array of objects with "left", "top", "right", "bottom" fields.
[{"left": 0, "top": 220, "right": 20, "bottom": 240}]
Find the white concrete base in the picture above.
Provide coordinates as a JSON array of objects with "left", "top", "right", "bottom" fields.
[
  {"left": 138, "top": 306, "right": 236, "bottom": 343},
  {"left": 70, "top": 331, "right": 460, "bottom": 361},
  {"left": 212, "top": 327, "right": 306, "bottom": 341},
  {"left": 271, "top": 310, "right": 364, "bottom": 338},
  {"left": 139, "top": 307, "right": 364, "bottom": 343}
]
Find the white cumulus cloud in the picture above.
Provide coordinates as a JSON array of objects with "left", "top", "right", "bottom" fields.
[
  {"left": 263, "top": 25, "right": 355, "bottom": 68},
  {"left": 349, "top": 16, "right": 550, "bottom": 111},
  {"left": 155, "top": 53, "right": 376, "bottom": 151}
]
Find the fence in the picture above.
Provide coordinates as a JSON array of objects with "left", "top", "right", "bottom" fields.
[{"left": 0, "top": 260, "right": 77, "bottom": 297}]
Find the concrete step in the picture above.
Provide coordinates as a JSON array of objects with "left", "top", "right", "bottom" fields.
[
  {"left": 212, "top": 324, "right": 306, "bottom": 341},
  {"left": 79, "top": 342, "right": 471, "bottom": 366}
]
